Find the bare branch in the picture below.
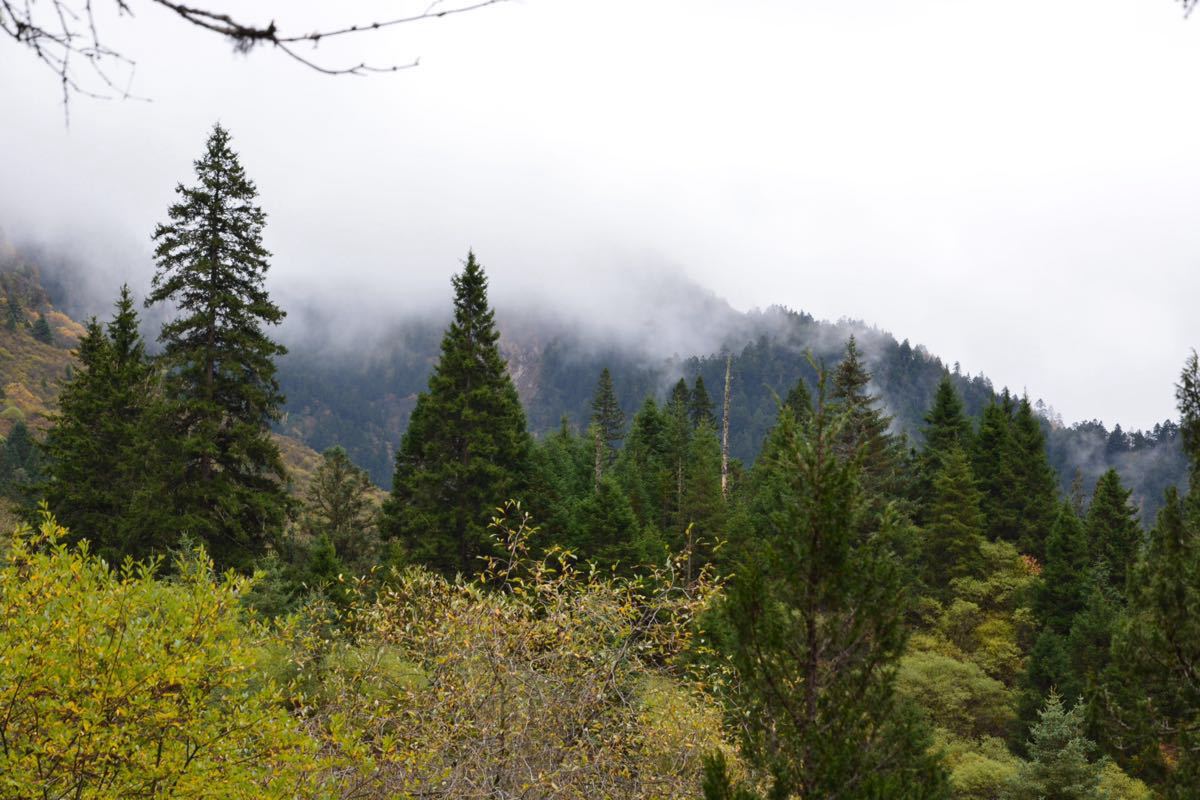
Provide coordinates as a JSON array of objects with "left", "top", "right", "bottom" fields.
[{"left": 1, "top": 0, "right": 508, "bottom": 111}]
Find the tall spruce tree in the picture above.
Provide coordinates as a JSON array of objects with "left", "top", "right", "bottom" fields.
[
  {"left": 690, "top": 374, "right": 715, "bottom": 428},
  {"left": 1012, "top": 397, "right": 1060, "bottom": 559},
  {"left": 146, "top": 123, "right": 290, "bottom": 571},
  {"left": 381, "top": 252, "right": 532, "bottom": 577},
  {"left": 1018, "top": 502, "right": 1092, "bottom": 739},
  {"left": 301, "top": 446, "right": 379, "bottom": 569},
  {"left": 43, "top": 286, "right": 155, "bottom": 560},
  {"left": 1102, "top": 490, "right": 1200, "bottom": 792},
  {"left": 923, "top": 445, "right": 987, "bottom": 596},
  {"left": 831, "top": 336, "right": 903, "bottom": 512},
  {"left": 916, "top": 375, "right": 974, "bottom": 520},
  {"left": 31, "top": 313, "right": 53, "bottom": 344},
  {"left": 973, "top": 397, "right": 1021, "bottom": 546},
  {"left": 1085, "top": 469, "right": 1141, "bottom": 594},
  {"left": 705, "top": 369, "right": 949, "bottom": 800},
  {"left": 590, "top": 366, "right": 624, "bottom": 464}
]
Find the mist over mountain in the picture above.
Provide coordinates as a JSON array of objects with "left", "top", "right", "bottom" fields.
[{"left": 1, "top": 231, "right": 1186, "bottom": 521}]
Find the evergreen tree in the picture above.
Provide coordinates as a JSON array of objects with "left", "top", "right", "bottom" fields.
[
  {"left": 1085, "top": 469, "right": 1141, "bottom": 594},
  {"left": 783, "top": 375, "right": 813, "bottom": 421},
  {"left": 831, "top": 336, "right": 902, "bottom": 511},
  {"left": 301, "top": 446, "right": 378, "bottom": 568},
  {"left": 974, "top": 397, "right": 1021, "bottom": 546},
  {"left": 1012, "top": 397, "right": 1060, "bottom": 559},
  {"left": 664, "top": 379, "right": 693, "bottom": 533},
  {"left": 569, "top": 475, "right": 648, "bottom": 571},
  {"left": 705, "top": 370, "right": 949, "bottom": 799},
  {"left": 1006, "top": 690, "right": 1103, "bottom": 800},
  {"left": 923, "top": 445, "right": 987, "bottom": 596},
  {"left": 1103, "top": 486, "right": 1200, "bottom": 793},
  {"left": 690, "top": 374, "right": 715, "bottom": 428},
  {"left": 31, "top": 313, "right": 53, "bottom": 344},
  {"left": 924, "top": 374, "right": 973, "bottom": 457},
  {"left": 1038, "top": 502, "right": 1092, "bottom": 635},
  {"left": 590, "top": 367, "right": 624, "bottom": 463},
  {"left": 1018, "top": 503, "right": 1092, "bottom": 738},
  {"left": 0, "top": 420, "right": 42, "bottom": 507},
  {"left": 381, "top": 252, "right": 532, "bottom": 577},
  {"left": 916, "top": 374, "right": 973, "bottom": 514},
  {"left": 146, "top": 123, "right": 290, "bottom": 571},
  {"left": 4, "top": 292, "right": 20, "bottom": 331},
  {"left": 43, "top": 287, "right": 155, "bottom": 560},
  {"left": 615, "top": 396, "right": 670, "bottom": 532},
  {"left": 679, "top": 418, "right": 724, "bottom": 580}
]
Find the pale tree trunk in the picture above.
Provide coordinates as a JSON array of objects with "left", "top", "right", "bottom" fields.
[
  {"left": 721, "top": 354, "right": 731, "bottom": 499},
  {"left": 593, "top": 425, "right": 603, "bottom": 492}
]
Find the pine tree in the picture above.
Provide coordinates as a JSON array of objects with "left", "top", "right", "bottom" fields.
[
  {"left": 831, "top": 336, "right": 902, "bottom": 511},
  {"left": 590, "top": 367, "right": 624, "bottom": 463},
  {"left": 615, "top": 396, "right": 670, "bottom": 532},
  {"left": 1007, "top": 690, "right": 1103, "bottom": 800},
  {"left": 706, "top": 369, "right": 949, "bottom": 799},
  {"left": 923, "top": 445, "right": 987, "bottom": 596},
  {"left": 301, "top": 446, "right": 378, "bottom": 569},
  {"left": 664, "top": 379, "right": 692, "bottom": 533},
  {"left": 4, "top": 292, "right": 20, "bottom": 331},
  {"left": 146, "top": 124, "right": 290, "bottom": 571},
  {"left": 1012, "top": 397, "right": 1060, "bottom": 559},
  {"left": 43, "top": 287, "right": 155, "bottom": 560},
  {"left": 1038, "top": 502, "right": 1091, "bottom": 635},
  {"left": 689, "top": 374, "right": 715, "bottom": 428},
  {"left": 31, "top": 313, "right": 53, "bottom": 344},
  {"left": 924, "top": 374, "right": 973, "bottom": 456},
  {"left": 974, "top": 397, "right": 1021, "bottom": 546},
  {"left": 1018, "top": 502, "right": 1092, "bottom": 738},
  {"left": 0, "top": 420, "right": 41, "bottom": 507},
  {"left": 1103, "top": 486, "right": 1200, "bottom": 792},
  {"left": 783, "top": 375, "right": 813, "bottom": 421},
  {"left": 381, "top": 252, "right": 532, "bottom": 577},
  {"left": 1085, "top": 469, "right": 1140, "bottom": 594},
  {"left": 679, "top": 418, "right": 724, "bottom": 580}
]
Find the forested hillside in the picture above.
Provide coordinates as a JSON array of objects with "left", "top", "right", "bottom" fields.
[
  {"left": 5, "top": 123, "right": 1200, "bottom": 799},
  {"left": 272, "top": 297, "right": 1187, "bottom": 519}
]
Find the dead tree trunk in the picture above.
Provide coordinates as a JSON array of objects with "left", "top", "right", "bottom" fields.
[{"left": 721, "top": 354, "right": 731, "bottom": 499}]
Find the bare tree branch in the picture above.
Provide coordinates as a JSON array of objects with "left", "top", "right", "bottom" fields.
[{"left": 1, "top": 0, "right": 507, "bottom": 113}]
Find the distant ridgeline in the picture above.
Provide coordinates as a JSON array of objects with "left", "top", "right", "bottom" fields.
[
  {"left": 0, "top": 243, "right": 1185, "bottom": 521},
  {"left": 272, "top": 303, "right": 1187, "bottom": 522}
]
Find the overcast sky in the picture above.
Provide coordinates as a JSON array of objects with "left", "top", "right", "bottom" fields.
[{"left": 2, "top": 0, "right": 1199, "bottom": 430}]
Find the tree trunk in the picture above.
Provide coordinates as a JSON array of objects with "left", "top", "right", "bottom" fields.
[{"left": 721, "top": 354, "right": 731, "bottom": 499}]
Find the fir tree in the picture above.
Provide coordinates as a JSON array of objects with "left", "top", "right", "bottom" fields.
[
  {"left": 924, "top": 374, "right": 973, "bottom": 456},
  {"left": 690, "top": 374, "right": 715, "bottom": 428},
  {"left": 679, "top": 418, "right": 724, "bottom": 580},
  {"left": 974, "top": 397, "right": 1021, "bottom": 546},
  {"left": 706, "top": 369, "right": 949, "bottom": 799},
  {"left": 590, "top": 367, "right": 624, "bottom": 463},
  {"left": 146, "top": 124, "right": 290, "bottom": 571},
  {"left": 1103, "top": 485, "right": 1200, "bottom": 792},
  {"left": 43, "top": 286, "right": 155, "bottom": 560},
  {"left": 381, "top": 252, "right": 532, "bottom": 577},
  {"left": 1018, "top": 502, "right": 1092, "bottom": 738},
  {"left": 301, "top": 446, "right": 378, "bottom": 569},
  {"left": 1037, "top": 502, "right": 1091, "bottom": 635},
  {"left": 1007, "top": 690, "right": 1103, "bottom": 800},
  {"left": 31, "top": 313, "right": 53, "bottom": 344},
  {"left": 1012, "top": 397, "right": 1060, "bottom": 559},
  {"left": 4, "top": 292, "right": 19, "bottom": 331},
  {"left": 783, "top": 375, "right": 813, "bottom": 420},
  {"left": 923, "top": 445, "right": 987, "bottom": 596},
  {"left": 0, "top": 420, "right": 42, "bottom": 507},
  {"left": 1085, "top": 469, "right": 1140, "bottom": 594},
  {"left": 831, "top": 336, "right": 902, "bottom": 511}
]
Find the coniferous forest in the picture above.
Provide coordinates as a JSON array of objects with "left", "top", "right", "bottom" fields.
[{"left": 2, "top": 120, "right": 1200, "bottom": 800}]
